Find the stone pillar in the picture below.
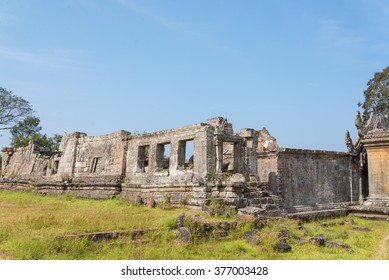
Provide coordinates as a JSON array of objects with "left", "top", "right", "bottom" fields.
[
  {"left": 239, "top": 128, "right": 259, "bottom": 175},
  {"left": 358, "top": 153, "right": 364, "bottom": 205},
  {"left": 233, "top": 141, "right": 243, "bottom": 173},
  {"left": 215, "top": 138, "right": 223, "bottom": 173},
  {"left": 170, "top": 140, "right": 179, "bottom": 173},
  {"left": 148, "top": 144, "right": 157, "bottom": 172},
  {"left": 200, "top": 129, "right": 215, "bottom": 175},
  {"left": 349, "top": 157, "right": 353, "bottom": 204},
  {"left": 249, "top": 134, "right": 258, "bottom": 175},
  {"left": 362, "top": 132, "right": 389, "bottom": 207},
  {"left": 358, "top": 170, "right": 364, "bottom": 204}
]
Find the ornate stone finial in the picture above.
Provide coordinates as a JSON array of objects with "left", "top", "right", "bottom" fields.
[
  {"left": 345, "top": 130, "right": 354, "bottom": 154},
  {"left": 355, "top": 111, "right": 364, "bottom": 138}
]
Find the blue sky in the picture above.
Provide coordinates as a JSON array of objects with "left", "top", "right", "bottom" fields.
[{"left": 1, "top": 0, "right": 388, "bottom": 151}]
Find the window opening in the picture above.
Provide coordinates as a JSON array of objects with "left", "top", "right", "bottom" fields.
[
  {"left": 156, "top": 143, "right": 170, "bottom": 171},
  {"left": 137, "top": 145, "right": 150, "bottom": 172},
  {"left": 52, "top": 160, "right": 59, "bottom": 175},
  {"left": 178, "top": 139, "right": 194, "bottom": 170},
  {"left": 223, "top": 142, "right": 235, "bottom": 172},
  {"left": 91, "top": 157, "right": 101, "bottom": 173}
]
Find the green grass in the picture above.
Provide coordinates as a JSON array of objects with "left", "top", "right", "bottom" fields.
[{"left": 0, "top": 190, "right": 388, "bottom": 260}]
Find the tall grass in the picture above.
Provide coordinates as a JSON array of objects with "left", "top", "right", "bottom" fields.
[{"left": 0, "top": 190, "right": 388, "bottom": 260}]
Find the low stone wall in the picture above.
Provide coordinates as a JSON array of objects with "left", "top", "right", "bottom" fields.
[
  {"left": 258, "top": 149, "right": 359, "bottom": 213},
  {"left": 0, "top": 179, "right": 34, "bottom": 192},
  {"left": 0, "top": 175, "right": 280, "bottom": 210},
  {"left": 0, "top": 179, "right": 121, "bottom": 200},
  {"left": 281, "top": 149, "right": 359, "bottom": 212},
  {"left": 121, "top": 184, "right": 208, "bottom": 205},
  {"left": 0, "top": 178, "right": 247, "bottom": 207}
]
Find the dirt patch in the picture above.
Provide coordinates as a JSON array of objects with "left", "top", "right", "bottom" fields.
[
  {"left": 375, "top": 235, "right": 389, "bottom": 260},
  {"left": 0, "top": 250, "right": 12, "bottom": 260}
]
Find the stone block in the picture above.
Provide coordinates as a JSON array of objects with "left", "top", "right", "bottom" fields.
[
  {"left": 226, "top": 173, "right": 246, "bottom": 188},
  {"left": 274, "top": 241, "right": 292, "bottom": 253}
]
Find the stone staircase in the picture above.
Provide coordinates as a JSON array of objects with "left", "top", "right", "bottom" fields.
[{"left": 240, "top": 186, "right": 283, "bottom": 217}]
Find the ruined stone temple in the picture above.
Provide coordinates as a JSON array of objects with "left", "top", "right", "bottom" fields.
[{"left": 1, "top": 114, "right": 389, "bottom": 216}]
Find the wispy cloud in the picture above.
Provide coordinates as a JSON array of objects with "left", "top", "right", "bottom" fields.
[
  {"left": 367, "top": 0, "right": 389, "bottom": 17},
  {"left": 0, "top": 47, "right": 48, "bottom": 65},
  {"left": 318, "top": 19, "right": 364, "bottom": 49},
  {"left": 0, "top": 46, "right": 92, "bottom": 70},
  {"left": 116, "top": 0, "right": 240, "bottom": 56},
  {"left": 0, "top": 11, "right": 12, "bottom": 23},
  {"left": 317, "top": 15, "right": 389, "bottom": 57},
  {"left": 371, "top": 0, "right": 389, "bottom": 27},
  {"left": 117, "top": 0, "right": 205, "bottom": 38}
]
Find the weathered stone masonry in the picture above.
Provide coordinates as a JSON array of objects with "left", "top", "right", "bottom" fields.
[
  {"left": 258, "top": 149, "right": 359, "bottom": 212},
  {"left": 1, "top": 114, "right": 388, "bottom": 215},
  {"left": 1, "top": 117, "right": 261, "bottom": 208},
  {"left": 347, "top": 113, "right": 389, "bottom": 212}
]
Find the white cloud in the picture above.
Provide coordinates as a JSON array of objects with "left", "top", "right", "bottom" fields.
[
  {"left": 366, "top": 0, "right": 389, "bottom": 17},
  {"left": 117, "top": 0, "right": 205, "bottom": 38},
  {"left": 0, "top": 9, "right": 17, "bottom": 24},
  {"left": 0, "top": 46, "right": 91, "bottom": 70},
  {"left": 0, "top": 11, "right": 8, "bottom": 23},
  {"left": 116, "top": 0, "right": 240, "bottom": 56},
  {"left": 0, "top": 47, "right": 46, "bottom": 65},
  {"left": 318, "top": 19, "right": 365, "bottom": 49}
]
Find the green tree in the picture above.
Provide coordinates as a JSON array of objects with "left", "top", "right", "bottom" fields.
[
  {"left": 10, "top": 116, "right": 43, "bottom": 148},
  {"left": 48, "top": 134, "right": 63, "bottom": 151},
  {"left": 358, "top": 66, "right": 389, "bottom": 119},
  {"left": 10, "top": 116, "right": 61, "bottom": 151},
  {"left": 0, "top": 87, "right": 33, "bottom": 131}
]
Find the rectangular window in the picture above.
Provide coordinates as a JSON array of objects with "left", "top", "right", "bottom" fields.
[
  {"left": 90, "top": 157, "right": 101, "bottom": 173},
  {"left": 156, "top": 143, "right": 170, "bottom": 171},
  {"left": 178, "top": 139, "right": 194, "bottom": 170},
  {"left": 137, "top": 145, "right": 149, "bottom": 173},
  {"left": 223, "top": 142, "right": 236, "bottom": 173},
  {"left": 52, "top": 160, "right": 59, "bottom": 175}
]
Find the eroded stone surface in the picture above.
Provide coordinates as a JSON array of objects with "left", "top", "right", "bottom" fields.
[
  {"left": 274, "top": 241, "right": 292, "bottom": 253},
  {"left": 177, "top": 227, "right": 192, "bottom": 243},
  {"left": 175, "top": 213, "right": 186, "bottom": 228},
  {"left": 243, "top": 230, "right": 261, "bottom": 245},
  {"left": 1, "top": 114, "right": 389, "bottom": 215},
  {"left": 310, "top": 235, "right": 326, "bottom": 246}
]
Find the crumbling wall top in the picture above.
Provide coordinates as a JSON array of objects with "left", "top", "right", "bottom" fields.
[
  {"left": 207, "top": 117, "right": 233, "bottom": 134},
  {"left": 238, "top": 128, "right": 257, "bottom": 138},
  {"left": 257, "top": 127, "right": 279, "bottom": 153}
]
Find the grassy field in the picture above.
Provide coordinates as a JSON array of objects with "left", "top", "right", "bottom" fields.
[{"left": 0, "top": 190, "right": 388, "bottom": 260}]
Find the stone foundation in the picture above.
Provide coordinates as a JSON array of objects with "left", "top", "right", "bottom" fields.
[{"left": 1, "top": 115, "right": 388, "bottom": 215}]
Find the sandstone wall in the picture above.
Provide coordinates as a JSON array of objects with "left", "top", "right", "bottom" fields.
[
  {"left": 122, "top": 123, "right": 214, "bottom": 205},
  {"left": 1, "top": 144, "right": 50, "bottom": 179},
  {"left": 276, "top": 149, "right": 358, "bottom": 211},
  {"left": 57, "top": 131, "right": 130, "bottom": 181},
  {"left": 257, "top": 149, "right": 359, "bottom": 212},
  {"left": 362, "top": 131, "right": 389, "bottom": 207},
  {"left": 366, "top": 147, "right": 389, "bottom": 197},
  {"left": 1, "top": 117, "right": 366, "bottom": 213},
  {"left": 257, "top": 152, "right": 278, "bottom": 192}
]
